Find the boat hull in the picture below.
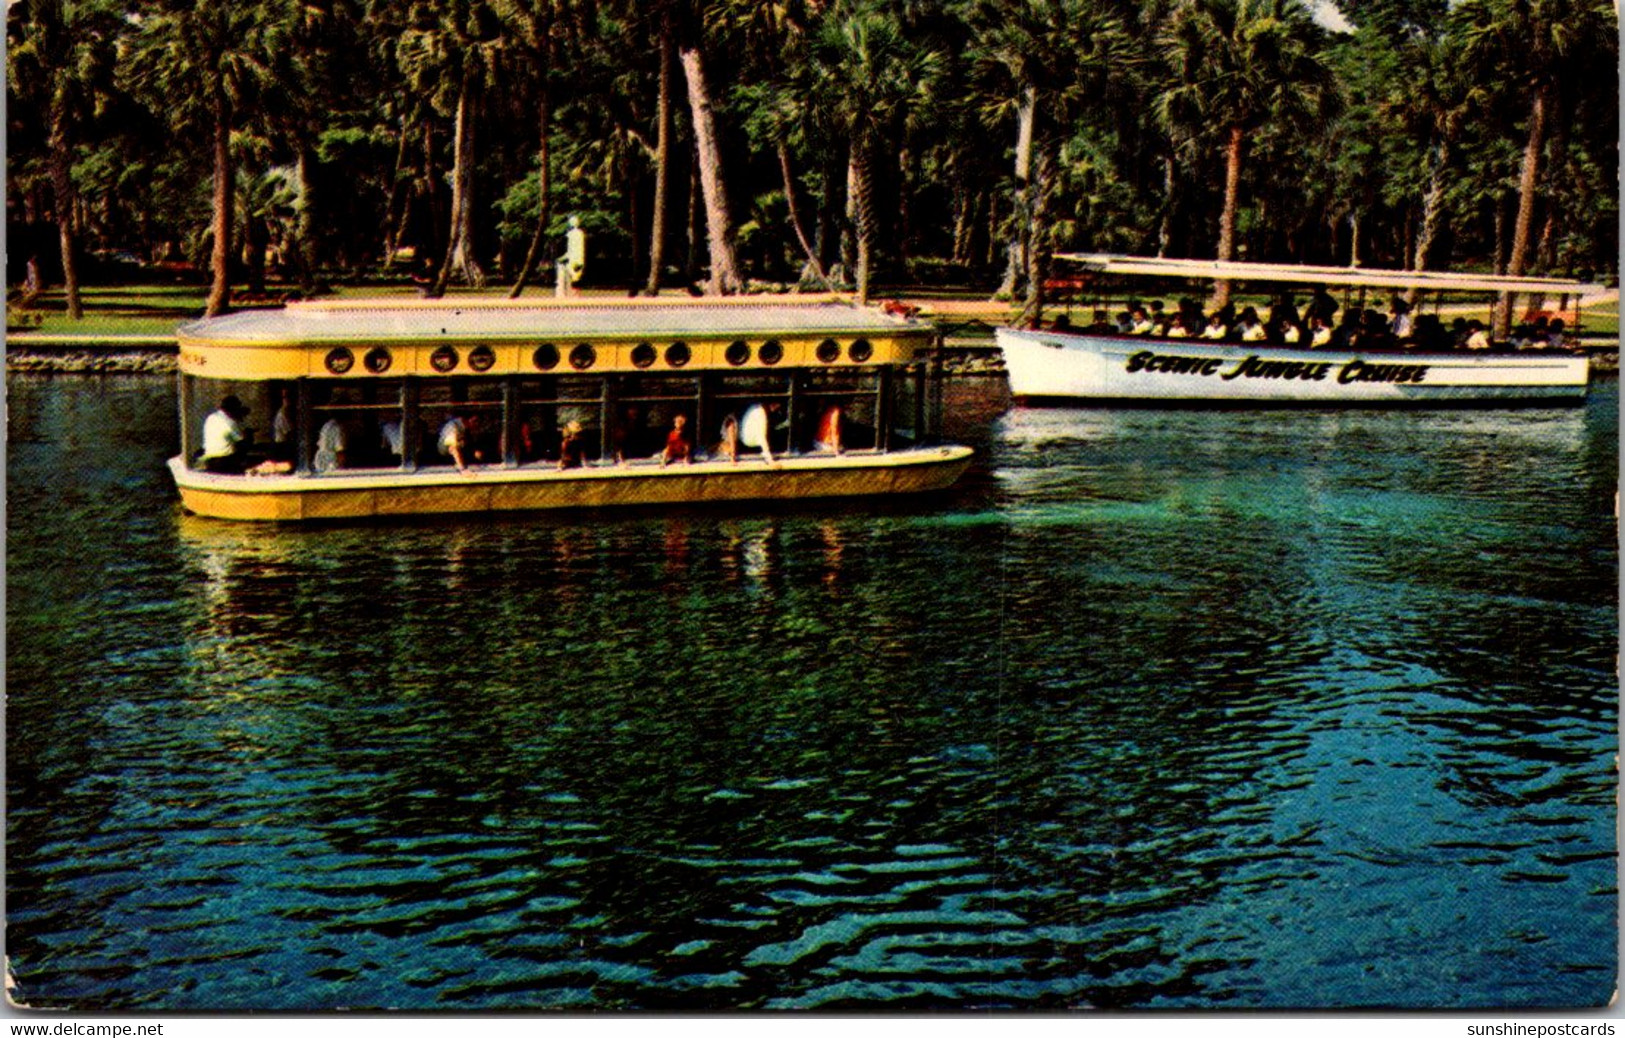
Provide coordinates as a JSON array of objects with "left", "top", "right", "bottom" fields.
[
  {"left": 169, "top": 447, "right": 975, "bottom": 522},
  {"left": 996, "top": 328, "right": 1590, "bottom": 406}
]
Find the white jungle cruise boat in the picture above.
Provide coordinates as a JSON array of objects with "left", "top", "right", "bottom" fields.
[
  {"left": 997, "top": 254, "right": 1603, "bottom": 406},
  {"left": 170, "top": 297, "right": 972, "bottom": 522}
]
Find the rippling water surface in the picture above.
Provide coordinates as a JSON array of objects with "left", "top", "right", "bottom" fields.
[{"left": 6, "top": 374, "right": 1616, "bottom": 1010}]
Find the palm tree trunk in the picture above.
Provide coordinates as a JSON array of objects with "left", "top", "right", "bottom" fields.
[
  {"left": 48, "top": 98, "right": 82, "bottom": 320},
  {"left": 206, "top": 90, "right": 234, "bottom": 318},
  {"left": 1405, "top": 144, "right": 1449, "bottom": 306},
  {"left": 1498, "top": 84, "right": 1551, "bottom": 337},
  {"left": 849, "top": 136, "right": 876, "bottom": 304},
  {"left": 1157, "top": 152, "right": 1177, "bottom": 259},
  {"left": 643, "top": 28, "right": 673, "bottom": 296},
  {"left": 678, "top": 44, "right": 743, "bottom": 295},
  {"left": 509, "top": 85, "right": 553, "bottom": 298},
  {"left": 1212, "top": 122, "right": 1244, "bottom": 309},
  {"left": 381, "top": 114, "right": 412, "bottom": 268},
  {"left": 434, "top": 74, "right": 486, "bottom": 296},
  {"left": 994, "top": 83, "right": 1036, "bottom": 301},
  {"left": 294, "top": 144, "right": 319, "bottom": 294},
  {"left": 778, "top": 142, "right": 832, "bottom": 290}
]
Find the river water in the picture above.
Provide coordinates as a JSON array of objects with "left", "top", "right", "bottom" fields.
[{"left": 6, "top": 373, "right": 1616, "bottom": 1011}]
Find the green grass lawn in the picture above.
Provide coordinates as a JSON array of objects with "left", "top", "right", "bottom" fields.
[{"left": 8, "top": 278, "right": 1617, "bottom": 341}]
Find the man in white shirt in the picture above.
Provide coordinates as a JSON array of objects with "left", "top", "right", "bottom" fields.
[
  {"left": 739, "top": 401, "right": 776, "bottom": 464},
  {"left": 200, "top": 395, "right": 250, "bottom": 473}
]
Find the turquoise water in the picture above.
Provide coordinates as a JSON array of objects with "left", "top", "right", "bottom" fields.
[{"left": 6, "top": 374, "right": 1616, "bottom": 1010}]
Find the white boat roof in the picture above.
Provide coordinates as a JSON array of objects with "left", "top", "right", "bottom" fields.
[
  {"left": 178, "top": 297, "right": 929, "bottom": 344},
  {"left": 1053, "top": 253, "right": 1606, "bottom": 295}
]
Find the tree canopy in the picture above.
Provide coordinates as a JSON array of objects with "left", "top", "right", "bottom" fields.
[{"left": 6, "top": 0, "right": 1617, "bottom": 314}]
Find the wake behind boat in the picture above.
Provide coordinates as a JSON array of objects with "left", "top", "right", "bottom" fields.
[{"left": 999, "top": 255, "right": 1600, "bottom": 407}]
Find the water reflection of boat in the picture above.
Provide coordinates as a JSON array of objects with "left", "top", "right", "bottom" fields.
[
  {"left": 170, "top": 298, "right": 973, "bottom": 521},
  {"left": 999, "top": 255, "right": 1597, "bottom": 407}
]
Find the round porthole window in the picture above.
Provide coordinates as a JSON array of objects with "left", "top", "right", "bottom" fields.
[
  {"left": 759, "top": 339, "right": 784, "bottom": 366},
  {"left": 363, "top": 347, "right": 392, "bottom": 373},
  {"left": 849, "top": 338, "right": 874, "bottom": 363},
  {"left": 430, "top": 345, "right": 459, "bottom": 372},
  {"left": 631, "top": 342, "right": 657, "bottom": 369},
  {"left": 533, "top": 344, "right": 560, "bottom": 370},
  {"left": 570, "top": 343, "right": 597, "bottom": 370},
  {"left": 725, "top": 340, "right": 751, "bottom": 366},
  {"left": 325, "top": 347, "right": 355, "bottom": 374},
  {"left": 665, "top": 341, "right": 691, "bottom": 368},
  {"left": 816, "top": 338, "right": 841, "bottom": 364},
  {"left": 468, "top": 345, "right": 496, "bottom": 372}
]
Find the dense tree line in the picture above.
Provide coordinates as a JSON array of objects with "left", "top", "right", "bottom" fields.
[{"left": 7, "top": 0, "right": 1618, "bottom": 318}]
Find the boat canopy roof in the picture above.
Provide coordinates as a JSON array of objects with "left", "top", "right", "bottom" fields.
[
  {"left": 1053, "top": 253, "right": 1608, "bottom": 296},
  {"left": 175, "top": 297, "right": 932, "bottom": 380},
  {"left": 179, "top": 297, "right": 929, "bottom": 346}
]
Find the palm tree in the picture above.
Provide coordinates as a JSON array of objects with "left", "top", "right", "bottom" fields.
[
  {"left": 393, "top": 0, "right": 506, "bottom": 295},
  {"left": 1155, "top": 0, "right": 1335, "bottom": 305},
  {"left": 9, "top": 0, "right": 125, "bottom": 320},
  {"left": 677, "top": 18, "right": 745, "bottom": 294},
  {"left": 970, "top": 0, "right": 1133, "bottom": 306},
  {"left": 1382, "top": 34, "right": 1477, "bottom": 298},
  {"left": 123, "top": 0, "right": 292, "bottom": 316},
  {"left": 808, "top": 6, "right": 940, "bottom": 303},
  {"left": 1455, "top": 0, "right": 1616, "bottom": 330}
]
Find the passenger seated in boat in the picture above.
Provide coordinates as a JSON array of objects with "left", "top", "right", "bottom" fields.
[
  {"left": 1276, "top": 320, "right": 1304, "bottom": 346},
  {"left": 1238, "top": 308, "right": 1266, "bottom": 342},
  {"left": 199, "top": 395, "right": 252, "bottom": 474},
  {"left": 1464, "top": 320, "right": 1491, "bottom": 350},
  {"left": 1049, "top": 313, "right": 1073, "bottom": 332},
  {"left": 1084, "top": 310, "right": 1114, "bottom": 335},
  {"left": 559, "top": 419, "right": 588, "bottom": 470},
  {"left": 1129, "top": 306, "right": 1156, "bottom": 335},
  {"left": 1412, "top": 314, "right": 1447, "bottom": 351},
  {"left": 718, "top": 413, "right": 740, "bottom": 462},
  {"left": 1164, "top": 315, "right": 1191, "bottom": 338},
  {"left": 739, "top": 401, "right": 779, "bottom": 464},
  {"left": 1545, "top": 319, "right": 1569, "bottom": 349},
  {"left": 1308, "top": 285, "right": 1338, "bottom": 326},
  {"left": 438, "top": 412, "right": 484, "bottom": 474},
  {"left": 610, "top": 404, "right": 645, "bottom": 464},
  {"left": 1309, "top": 315, "right": 1332, "bottom": 347},
  {"left": 380, "top": 419, "right": 404, "bottom": 461},
  {"left": 661, "top": 415, "right": 692, "bottom": 466},
  {"left": 1388, "top": 299, "right": 1415, "bottom": 342},
  {"left": 270, "top": 388, "right": 294, "bottom": 463},
  {"left": 314, "top": 416, "right": 348, "bottom": 473},
  {"left": 1114, "top": 310, "right": 1135, "bottom": 334},
  {"left": 813, "top": 404, "right": 845, "bottom": 454},
  {"left": 1448, "top": 317, "right": 1470, "bottom": 348},
  {"left": 1200, "top": 313, "right": 1228, "bottom": 340},
  {"left": 1269, "top": 294, "right": 1300, "bottom": 332}
]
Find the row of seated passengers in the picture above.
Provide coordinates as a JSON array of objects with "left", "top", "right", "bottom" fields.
[
  {"left": 198, "top": 397, "right": 844, "bottom": 475},
  {"left": 1056, "top": 298, "right": 1572, "bottom": 352}
]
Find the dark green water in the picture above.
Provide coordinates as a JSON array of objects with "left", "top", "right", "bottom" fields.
[{"left": 6, "top": 373, "right": 1617, "bottom": 1010}]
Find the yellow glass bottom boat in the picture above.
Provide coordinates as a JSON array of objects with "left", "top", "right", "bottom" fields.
[{"left": 170, "top": 297, "right": 973, "bottom": 521}]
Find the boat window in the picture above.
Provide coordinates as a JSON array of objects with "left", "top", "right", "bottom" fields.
[
  {"left": 325, "top": 347, "right": 355, "bottom": 375},
  {"left": 665, "top": 341, "right": 690, "bottom": 368},
  {"left": 816, "top": 338, "right": 840, "bottom": 364},
  {"left": 468, "top": 345, "right": 496, "bottom": 372},
  {"left": 759, "top": 339, "right": 784, "bottom": 366},
  {"left": 631, "top": 342, "right": 657, "bottom": 369},
  {"left": 569, "top": 343, "right": 596, "bottom": 370},
  {"left": 533, "top": 344, "right": 560, "bottom": 370},
  {"left": 849, "top": 339, "right": 874, "bottom": 363},
  {"left": 430, "top": 345, "right": 459, "bottom": 372},
  {"left": 725, "top": 340, "right": 751, "bottom": 366},
  {"left": 363, "top": 347, "right": 392, "bottom": 374}
]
